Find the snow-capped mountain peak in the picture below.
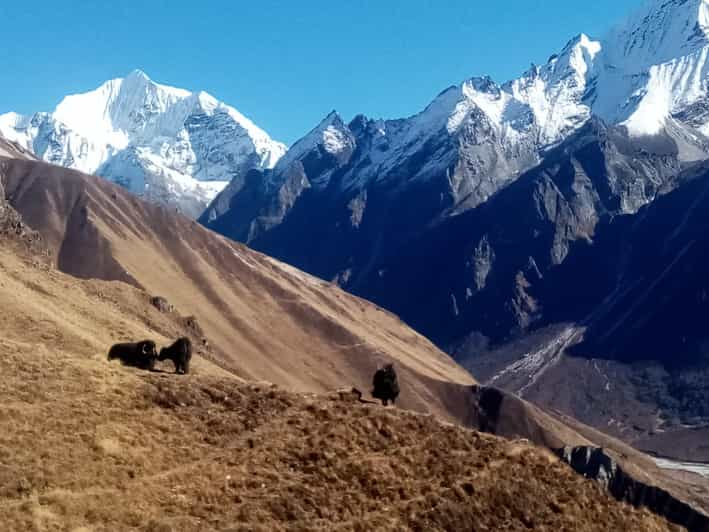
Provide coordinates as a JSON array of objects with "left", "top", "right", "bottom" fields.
[
  {"left": 594, "top": 0, "right": 709, "bottom": 135},
  {"left": 435, "top": 0, "right": 709, "bottom": 143},
  {"left": 202, "top": 0, "right": 709, "bottom": 247},
  {"left": 429, "top": 34, "right": 601, "bottom": 149},
  {"left": 552, "top": 33, "right": 601, "bottom": 78},
  {"left": 0, "top": 70, "right": 286, "bottom": 217},
  {"left": 274, "top": 111, "right": 354, "bottom": 173}
]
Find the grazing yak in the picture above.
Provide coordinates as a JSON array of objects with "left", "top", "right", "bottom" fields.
[
  {"left": 107, "top": 340, "right": 158, "bottom": 370},
  {"left": 159, "top": 337, "right": 192, "bottom": 375},
  {"left": 372, "top": 363, "right": 400, "bottom": 406}
]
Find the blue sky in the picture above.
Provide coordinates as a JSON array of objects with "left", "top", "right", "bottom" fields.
[{"left": 1, "top": 0, "right": 640, "bottom": 144}]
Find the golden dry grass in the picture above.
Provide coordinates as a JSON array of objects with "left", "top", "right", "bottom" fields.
[
  {"left": 0, "top": 243, "right": 678, "bottom": 531},
  {"left": 0, "top": 348, "right": 678, "bottom": 532}
]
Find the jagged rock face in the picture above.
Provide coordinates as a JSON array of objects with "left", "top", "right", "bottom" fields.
[
  {"left": 348, "top": 121, "right": 682, "bottom": 347},
  {"left": 539, "top": 160, "right": 709, "bottom": 429},
  {"left": 0, "top": 70, "right": 286, "bottom": 218},
  {"left": 544, "top": 158, "right": 709, "bottom": 367},
  {"left": 201, "top": 0, "right": 709, "bottom": 341},
  {"left": 201, "top": 97, "right": 545, "bottom": 287}
]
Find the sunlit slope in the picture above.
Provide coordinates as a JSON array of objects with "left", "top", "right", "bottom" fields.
[{"left": 0, "top": 156, "right": 474, "bottom": 423}]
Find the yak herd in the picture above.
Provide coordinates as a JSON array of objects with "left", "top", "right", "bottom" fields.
[
  {"left": 107, "top": 337, "right": 400, "bottom": 405},
  {"left": 107, "top": 337, "right": 192, "bottom": 374}
]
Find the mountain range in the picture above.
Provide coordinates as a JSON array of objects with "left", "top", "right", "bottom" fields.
[
  {"left": 5, "top": 0, "right": 709, "bottom": 524},
  {"left": 4, "top": 0, "right": 709, "bottom": 464},
  {"left": 1, "top": 138, "right": 708, "bottom": 528},
  {"left": 196, "top": 0, "right": 709, "bottom": 460}
]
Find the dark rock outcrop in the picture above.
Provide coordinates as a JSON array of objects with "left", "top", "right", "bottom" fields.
[
  {"left": 150, "top": 296, "right": 174, "bottom": 313},
  {"left": 0, "top": 161, "right": 45, "bottom": 256},
  {"left": 557, "top": 446, "right": 709, "bottom": 532},
  {"left": 466, "top": 385, "right": 709, "bottom": 531}
]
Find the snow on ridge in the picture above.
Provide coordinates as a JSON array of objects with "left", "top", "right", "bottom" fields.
[
  {"left": 0, "top": 70, "right": 286, "bottom": 217},
  {"left": 434, "top": 33, "right": 601, "bottom": 147},
  {"left": 389, "top": 0, "right": 709, "bottom": 145},
  {"left": 196, "top": 89, "right": 285, "bottom": 158},
  {"left": 599, "top": 0, "right": 709, "bottom": 135},
  {"left": 443, "top": 0, "right": 709, "bottom": 142},
  {"left": 605, "top": 0, "right": 709, "bottom": 67},
  {"left": 315, "top": 0, "right": 709, "bottom": 191},
  {"left": 274, "top": 111, "right": 351, "bottom": 172},
  {"left": 127, "top": 69, "right": 191, "bottom": 98},
  {"left": 322, "top": 125, "right": 350, "bottom": 154}
]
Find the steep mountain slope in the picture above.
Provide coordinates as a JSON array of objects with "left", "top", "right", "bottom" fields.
[
  {"left": 0, "top": 250, "right": 676, "bottom": 530},
  {"left": 510, "top": 156, "right": 709, "bottom": 461},
  {"left": 0, "top": 154, "right": 474, "bottom": 423},
  {"left": 198, "top": 0, "right": 709, "bottom": 462},
  {"left": 0, "top": 136, "right": 34, "bottom": 160},
  {"left": 0, "top": 152, "right": 705, "bottom": 528},
  {"left": 202, "top": 0, "right": 709, "bottom": 248},
  {"left": 0, "top": 70, "right": 286, "bottom": 218},
  {"left": 352, "top": 119, "right": 683, "bottom": 347}
]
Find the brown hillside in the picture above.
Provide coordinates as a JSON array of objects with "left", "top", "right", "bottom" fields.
[
  {"left": 0, "top": 154, "right": 706, "bottom": 527},
  {"left": 0, "top": 244, "right": 676, "bottom": 531},
  {"left": 0, "top": 156, "right": 473, "bottom": 423},
  {"left": 0, "top": 137, "right": 34, "bottom": 160}
]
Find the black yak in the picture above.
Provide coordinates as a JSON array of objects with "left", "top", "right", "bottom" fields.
[
  {"left": 107, "top": 340, "right": 158, "bottom": 370},
  {"left": 372, "top": 363, "right": 399, "bottom": 406},
  {"left": 159, "top": 337, "right": 192, "bottom": 374}
]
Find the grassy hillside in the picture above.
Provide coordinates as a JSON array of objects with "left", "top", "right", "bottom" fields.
[
  {"left": 0, "top": 246, "right": 676, "bottom": 531},
  {"left": 0, "top": 156, "right": 474, "bottom": 424}
]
